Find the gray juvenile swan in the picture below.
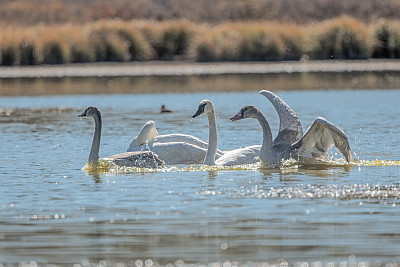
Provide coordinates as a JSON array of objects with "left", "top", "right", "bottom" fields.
[
  {"left": 127, "top": 120, "right": 224, "bottom": 164},
  {"left": 230, "top": 105, "right": 353, "bottom": 167},
  {"left": 192, "top": 99, "right": 260, "bottom": 166},
  {"left": 79, "top": 106, "right": 164, "bottom": 168}
]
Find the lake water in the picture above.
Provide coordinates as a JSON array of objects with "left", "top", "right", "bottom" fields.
[{"left": 1, "top": 75, "right": 400, "bottom": 266}]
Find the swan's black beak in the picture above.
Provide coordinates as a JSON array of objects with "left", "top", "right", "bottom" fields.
[
  {"left": 230, "top": 111, "right": 243, "bottom": 122},
  {"left": 78, "top": 111, "right": 87, "bottom": 117},
  {"left": 192, "top": 103, "right": 206, "bottom": 118}
]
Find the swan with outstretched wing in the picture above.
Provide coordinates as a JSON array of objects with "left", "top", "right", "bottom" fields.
[{"left": 231, "top": 104, "right": 353, "bottom": 167}]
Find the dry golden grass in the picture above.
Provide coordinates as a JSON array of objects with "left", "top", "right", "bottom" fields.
[
  {"left": 1, "top": 0, "right": 400, "bottom": 65},
  {"left": 306, "top": 16, "right": 373, "bottom": 59},
  {"left": 1, "top": 17, "right": 400, "bottom": 65},
  {"left": 192, "top": 22, "right": 305, "bottom": 62}
]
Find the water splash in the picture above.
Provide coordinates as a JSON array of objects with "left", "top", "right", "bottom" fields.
[
  {"left": 81, "top": 157, "right": 400, "bottom": 174},
  {"left": 176, "top": 163, "right": 261, "bottom": 172},
  {"left": 284, "top": 158, "right": 400, "bottom": 168},
  {"left": 82, "top": 159, "right": 160, "bottom": 175}
]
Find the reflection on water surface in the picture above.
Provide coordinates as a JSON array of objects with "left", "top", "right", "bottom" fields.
[{"left": 1, "top": 71, "right": 400, "bottom": 96}]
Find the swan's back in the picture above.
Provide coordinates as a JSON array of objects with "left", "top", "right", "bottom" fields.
[
  {"left": 215, "top": 145, "right": 261, "bottom": 166},
  {"left": 153, "top": 134, "right": 207, "bottom": 147},
  {"left": 151, "top": 134, "right": 225, "bottom": 157},
  {"left": 149, "top": 142, "right": 210, "bottom": 165}
]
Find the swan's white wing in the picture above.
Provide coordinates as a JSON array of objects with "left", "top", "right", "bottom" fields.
[
  {"left": 150, "top": 142, "right": 210, "bottom": 165},
  {"left": 148, "top": 123, "right": 159, "bottom": 140},
  {"left": 127, "top": 143, "right": 150, "bottom": 152},
  {"left": 104, "top": 151, "right": 164, "bottom": 168},
  {"left": 291, "top": 117, "right": 353, "bottom": 163},
  {"left": 259, "top": 90, "right": 303, "bottom": 146},
  {"left": 154, "top": 134, "right": 208, "bottom": 147},
  {"left": 128, "top": 120, "right": 157, "bottom": 149},
  {"left": 153, "top": 134, "right": 225, "bottom": 157},
  {"left": 215, "top": 145, "right": 261, "bottom": 166}
]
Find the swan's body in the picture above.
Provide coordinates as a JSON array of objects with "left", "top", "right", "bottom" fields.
[
  {"left": 231, "top": 105, "right": 353, "bottom": 167},
  {"left": 79, "top": 106, "right": 164, "bottom": 168},
  {"left": 193, "top": 100, "right": 260, "bottom": 166},
  {"left": 214, "top": 145, "right": 261, "bottom": 166},
  {"left": 127, "top": 120, "right": 224, "bottom": 164}
]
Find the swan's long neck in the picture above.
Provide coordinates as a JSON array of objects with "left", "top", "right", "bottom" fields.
[
  {"left": 89, "top": 110, "right": 102, "bottom": 162},
  {"left": 204, "top": 108, "right": 218, "bottom": 165},
  {"left": 254, "top": 110, "right": 274, "bottom": 165}
]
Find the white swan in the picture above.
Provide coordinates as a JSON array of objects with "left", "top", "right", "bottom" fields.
[
  {"left": 192, "top": 99, "right": 261, "bottom": 166},
  {"left": 127, "top": 120, "right": 224, "bottom": 165},
  {"left": 128, "top": 120, "right": 223, "bottom": 154},
  {"left": 79, "top": 106, "right": 164, "bottom": 168},
  {"left": 230, "top": 105, "right": 353, "bottom": 167}
]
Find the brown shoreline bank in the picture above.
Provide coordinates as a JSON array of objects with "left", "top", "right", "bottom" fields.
[{"left": 1, "top": 60, "right": 400, "bottom": 79}]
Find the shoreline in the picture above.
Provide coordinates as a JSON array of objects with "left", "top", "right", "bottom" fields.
[{"left": 1, "top": 59, "right": 400, "bottom": 79}]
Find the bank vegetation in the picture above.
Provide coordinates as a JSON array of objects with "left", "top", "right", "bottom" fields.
[{"left": 1, "top": 17, "right": 400, "bottom": 66}]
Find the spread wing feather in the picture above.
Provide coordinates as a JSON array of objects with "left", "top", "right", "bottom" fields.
[
  {"left": 292, "top": 117, "right": 353, "bottom": 163},
  {"left": 259, "top": 90, "right": 303, "bottom": 146}
]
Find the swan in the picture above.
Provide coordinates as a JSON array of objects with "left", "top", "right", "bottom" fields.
[
  {"left": 127, "top": 120, "right": 224, "bottom": 165},
  {"left": 79, "top": 106, "right": 164, "bottom": 168},
  {"left": 128, "top": 120, "right": 223, "bottom": 155},
  {"left": 230, "top": 105, "right": 353, "bottom": 167},
  {"left": 192, "top": 99, "right": 261, "bottom": 166}
]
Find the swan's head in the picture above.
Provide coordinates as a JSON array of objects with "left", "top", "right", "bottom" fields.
[
  {"left": 192, "top": 99, "right": 214, "bottom": 118},
  {"left": 230, "top": 105, "right": 258, "bottom": 121},
  {"left": 79, "top": 106, "right": 101, "bottom": 118}
]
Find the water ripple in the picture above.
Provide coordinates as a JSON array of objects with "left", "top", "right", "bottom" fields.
[
  {"left": 197, "top": 182, "right": 400, "bottom": 201},
  {"left": 0, "top": 107, "right": 75, "bottom": 117}
]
